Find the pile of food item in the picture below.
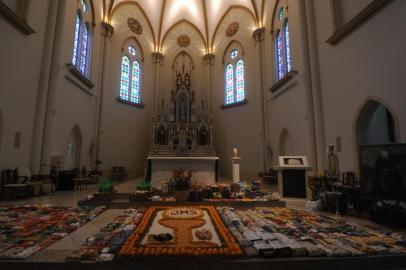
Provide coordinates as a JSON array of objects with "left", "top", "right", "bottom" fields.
[
  {"left": 67, "top": 208, "right": 144, "bottom": 262},
  {"left": 217, "top": 207, "right": 406, "bottom": 258},
  {"left": 0, "top": 205, "right": 106, "bottom": 260},
  {"left": 130, "top": 181, "right": 279, "bottom": 203}
]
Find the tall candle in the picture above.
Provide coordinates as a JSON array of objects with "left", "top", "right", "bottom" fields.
[{"left": 233, "top": 148, "right": 238, "bottom": 158}]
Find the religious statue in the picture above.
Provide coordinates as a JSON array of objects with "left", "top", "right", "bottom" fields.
[{"left": 326, "top": 144, "right": 340, "bottom": 180}]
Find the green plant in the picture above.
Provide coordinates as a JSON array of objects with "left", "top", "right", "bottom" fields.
[{"left": 98, "top": 178, "right": 113, "bottom": 193}]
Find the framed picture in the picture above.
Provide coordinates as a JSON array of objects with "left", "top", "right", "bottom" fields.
[{"left": 359, "top": 144, "right": 406, "bottom": 201}]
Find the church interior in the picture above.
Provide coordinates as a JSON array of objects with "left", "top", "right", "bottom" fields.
[{"left": 1, "top": 0, "right": 406, "bottom": 269}]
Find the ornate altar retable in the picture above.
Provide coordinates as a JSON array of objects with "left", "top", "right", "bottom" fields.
[{"left": 147, "top": 56, "right": 218, "bottom": 187}]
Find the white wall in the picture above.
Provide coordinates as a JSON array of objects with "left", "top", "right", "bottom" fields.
[
  {"left": 313, "top": 0, "right": 406, "bottom": 172},
  {"left": 0, "top": 0, "right": 50, "bottom": 170}
]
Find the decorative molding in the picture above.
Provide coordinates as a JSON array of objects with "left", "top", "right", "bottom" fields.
[
  {"left": 221, "top": 99, "right": 248, "bottom": 110},
  {"left": 127, "top": 17, "right": 143, "bottom": 34},
  {"left": 225, "top": 21, "right": 240, "bottom": 37},
  {"left": 327, "top": 0, "right": 395, "bottom": 45},
  {"left": 152, "top": 52, "right": 164, "bottom": 64},
  {"left": 66, "top": 64, "right": 95, "bottom": 89},
  {"left": 203, "top": 53, "right": 215, "bottom": 65},
  {"left": 177, "top": 35, "right": 191, "bottom": 48},
  {"left": 253, "top": 27, "right": 266, "bottom": 42},
  {"left": 160, "top": 19, "right": 207, "bottom": 51},
  {"left": 269, "top": 70, "right": 297, "bottom": 93},
  {"left": 0, "top": 1, "right": 35, "bottom": 35},
  {"left": 211, "top": 5, "right": 257, "bottom": 51},
  {"left": 110, "top": 1, "right": 157, "bottom": 49},
  {"left": 101, "top": 22, "right": 114, "bottom": 38},
  {"left": 116, "top": 97, "right": 145, "bottom": 109}
]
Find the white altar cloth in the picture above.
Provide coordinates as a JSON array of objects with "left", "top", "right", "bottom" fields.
[{"left": 147, "top": 156, "right": 219, "bottom": 187}]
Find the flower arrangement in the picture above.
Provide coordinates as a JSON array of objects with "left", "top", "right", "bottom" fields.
[
  {"left": 308, "top": 172, "right": 326, "bottom": 201},
  {"left": 169, "top": 168, "right": 192, "bottom": 191}
]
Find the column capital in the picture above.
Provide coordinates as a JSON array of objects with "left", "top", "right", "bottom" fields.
[
  {"left": 203, "top": 53, "right": 215, "bottom": 65},
  {"left": 152, "top": 52, "right": 164, "bottom": 64},
  {"left": 252, "top": 27, "right": 266, "bottom": 43},
  {"left": 101, "top": 22, "right": 114, "bottom": 38}
]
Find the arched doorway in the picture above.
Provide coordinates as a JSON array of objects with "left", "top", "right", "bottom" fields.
[
  {"left": 356, "top": 99, "right": 398, "bottom": 147},
  {"left": 65, "top": 125, "right": 82, "bottom": 170},
  {"left": 279, "top": 128, "right": 294, "bottom": 156}
]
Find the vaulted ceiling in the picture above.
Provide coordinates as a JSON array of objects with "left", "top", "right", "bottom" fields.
[{"left": 103, "top": 0, "right": 270, "bottom": 52}]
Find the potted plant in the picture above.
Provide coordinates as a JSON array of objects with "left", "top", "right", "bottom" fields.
[{"left": 170, "top": 168, "right": 192, "bottom": 202}]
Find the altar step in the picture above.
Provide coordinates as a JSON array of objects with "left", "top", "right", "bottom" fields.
[{"left": 283, "top": 198, "right": 307, "bottom": 209}]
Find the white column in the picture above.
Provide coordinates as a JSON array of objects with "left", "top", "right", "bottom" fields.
[
  {"left": 231, "top": 157, "right": 242, "bottom": 183},
  {"left": 95, "top": 22, "right": 114, "bottom": 171},
  {"left": 253, "top": 27, "right": 269, "bottom": 172}
]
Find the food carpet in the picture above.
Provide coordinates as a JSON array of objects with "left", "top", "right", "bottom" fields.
[
  {"left": 67, "top": 205, "right": 406, "bottom": 262},
  {"left": 0, "top": 205, "right": 106, "bottom": 260}
]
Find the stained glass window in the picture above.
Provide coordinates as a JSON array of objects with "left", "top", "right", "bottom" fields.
[
  {"left": 128, "top": 46, "right": 136, "bottom": 56},
  {"left": 81, "top": 0, "right": 87, "bottom": 14},
  {"left": 235, "top": 60, "right": 245, "bottom": 102},
  {"left": 284, "top": 21, "right": 292, "bottom": 73},
  {"left": 120, "top": 56, "right": 130, "bottom": 101},
  {"left": 79, "top": 23, "right": 89, "bottom": 75},
  {"left": 131, "top": 60, "right": 141, "bottom": 103},
  {"left": 225, "top": 64, "right": 234, "bottom": 104},
  {"left": 230, "top": 49, "right": 238, "bottom": 60},
  {"left": 71, "top": 2, "right": 92, "bottom": 78},
  {"left": 276, "top": 30, "right": 284, "bottom": 80},
  {"left": 72, "top": 13, "right": 81, "bottom": 65},
  {"left": 278, "top": 7, "right": 286, "bottom": 21}
]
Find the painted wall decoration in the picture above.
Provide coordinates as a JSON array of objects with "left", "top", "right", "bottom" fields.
[
  {"left": 177, "top": 35, "right": 191, "bottom": 48},
  {"left": 127, "top": 18, "right": 143, "bottom": 35},
  {"left": 225, "top": 22, "right": 239, "bottom": 37}
]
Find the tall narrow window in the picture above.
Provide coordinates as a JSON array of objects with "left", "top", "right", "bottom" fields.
[
  {"left": 225, "top": 64, "right": 234, "bottom": 104},
  {"left": 131, "top": 60, "right": 141, "bottom": 103},
  {"left": 71, "top": 0, "right": 92, "bottom": 78},
  {"left": 118, "top": 43, "right": 143, "bottom": 105},
  {"left": 273, "top": 4, "right": 292, "bottom": 81},
  {"left": 120, "top": 56, "right": 130, "bottom": 101},
  {"left": 223, "top": 46, "right": 246, "bottom": 106},
  {"left": 235, "top": 60, "right": 245, "bottom": 102}
]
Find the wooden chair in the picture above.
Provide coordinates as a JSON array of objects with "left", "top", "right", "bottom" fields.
[
  {"left": 259, "top": 168, "right": 278, "bottom": 185},
  {"left": 112, "top": 166, "right": 129, "bottom": 182},
  {"left": 1, "top": 169, "right": 30, "bottom": 200},
  {"left": 72, "top": 168, "right": 91, "bottom": 191}
]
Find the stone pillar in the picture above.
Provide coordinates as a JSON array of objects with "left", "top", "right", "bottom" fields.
[
  {"left": 152, "top": 52, "right": 164, "bottom": 115},
  {"left": 30, "top": 0, "right": 60, "bottom": 174},
  {"left": 253, "top": 27, "right": 269, "bottom": 172},
  {"left": 38, "top": 0, "right": 68, "bottom": 174},
  {"left": 203, "top": 53, "right": 215, "bottom": 113},
  {"left": 95, "top": 22, "right": 114, "bottom": 171}
]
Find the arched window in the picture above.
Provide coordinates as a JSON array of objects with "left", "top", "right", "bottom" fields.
[
  {"left": 273, "top": 6, "right": 292, "bottom": 81},
  {"left": 119, "top": 41, "right": 143, "bottom": 105},
  {"left": 71, "top": 0, "right": 92, "bottom": 77},
  {"left": 223, "top": 46, "right": 246, "bottom": 106}
]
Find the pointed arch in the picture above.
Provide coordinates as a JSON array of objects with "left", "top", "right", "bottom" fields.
[
  {"left": 171, "top": 50, "right": 195, "bottom": 69},
  {"left": 354, "top": 97, "right": 400, "bottom": 147},
  {"left": 211, "top": 5, "right": 257, "bottom": 52},
  {"left": 67, "top": 125, "right": 83, "bottom": 169},
  {"left": 121, "top": 36, "right": 145, "bottom": 62},
  {"left": 279, "top": 128, "right": 294, "bottom": 156},
  {"left": 160, "top": 19, "right": 207, "bottom": 52},
  {"left": 222, "top": 40, "right": 245, "bottom": 63},
  {"left": 110, "top": 1, "right": 157, "bottom": 49}
]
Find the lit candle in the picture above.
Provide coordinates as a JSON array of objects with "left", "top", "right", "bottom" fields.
[{"left": 233, "top": 148, "right": 238, "bottom": 158}]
